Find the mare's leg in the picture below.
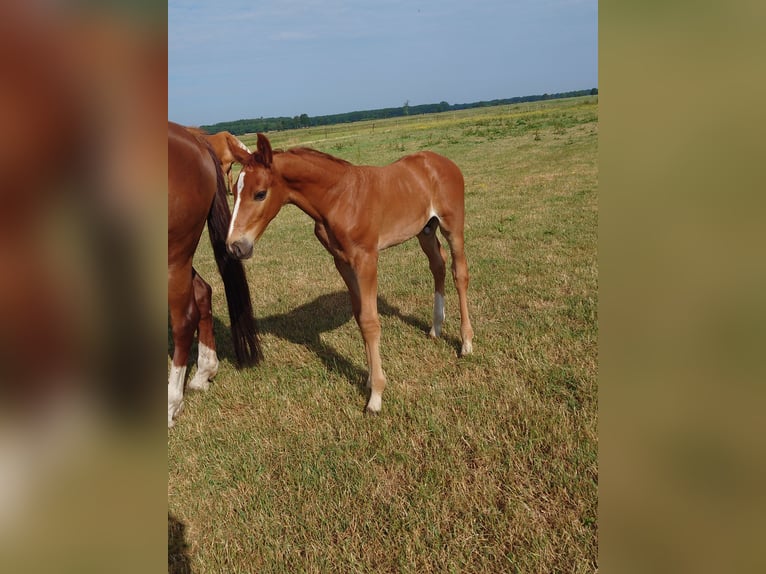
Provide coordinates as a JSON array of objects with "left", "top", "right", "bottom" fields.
[
  {"left": 437, "top": 221, "right": 474, "bottom": 356},
  {"left": 417, "top": 222, "right": 448, "bottom": 338},
  {"left": 168, "top": 263, "right": 200, "bottom": 427},
  {"left": 188, "top": 270, "right": 219, "bottom": 391},
  {"left": 352, "top": 253, "right": 386, "bottom": 413}
]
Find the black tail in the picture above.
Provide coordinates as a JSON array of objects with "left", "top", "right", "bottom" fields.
[{"left": 204, "top": 146, "right": 263, "bottom": 367}]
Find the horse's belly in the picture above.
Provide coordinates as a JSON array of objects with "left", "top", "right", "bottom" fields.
[{"left": 377, "top": 216, "right": 431, "bottom": 250}]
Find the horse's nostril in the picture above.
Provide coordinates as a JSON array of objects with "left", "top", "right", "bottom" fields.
[{"left": 227, "top": 239, "right": 253, "bottom": 260}]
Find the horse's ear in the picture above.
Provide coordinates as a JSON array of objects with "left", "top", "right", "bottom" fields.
[
  {"left": 257, "top": 133, "right": 272, "bottom": 168},
  {"left": 227, "top": 136, "right": 252, "bottom": 164}
]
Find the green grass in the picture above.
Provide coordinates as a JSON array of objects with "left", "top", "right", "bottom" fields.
[{"left": 168, "top": 96, "right": 598, "bottom": 573}]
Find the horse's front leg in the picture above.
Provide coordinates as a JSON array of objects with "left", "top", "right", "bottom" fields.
[{"left": 353, "top": 252, "right": 386, "bottom": 414}]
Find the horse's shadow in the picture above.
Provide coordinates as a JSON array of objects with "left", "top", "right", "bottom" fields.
[
  {"left": 211, "top": 290, "right": 460, "bottom": 396},
  {"left": 168, "top": 513, "right": 192, "bottom": 574}
]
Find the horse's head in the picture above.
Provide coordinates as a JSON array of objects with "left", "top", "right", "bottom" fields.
[{"left": 225, "top": 133, "right": 281, "bottom": 259}]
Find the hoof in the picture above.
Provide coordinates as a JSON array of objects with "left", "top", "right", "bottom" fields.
[
  {"left": 460, "top": 340, "right": 473, "bottom": 356},
  {"left": 365, "top": 392, "right": 382, "bottom": 414},
  {"left": 168, "top": 400, "right": 184, "bottom": 428},
  {"left": 188, "top": 375, "right": 210, "bottom": 392}
]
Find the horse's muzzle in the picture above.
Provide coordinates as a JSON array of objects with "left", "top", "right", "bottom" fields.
[{"left": 227, "top": 238, "right": 253, "bottom": 260}]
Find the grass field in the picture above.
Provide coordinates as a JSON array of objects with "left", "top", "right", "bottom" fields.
[{"left": 168, "top": 96, "right": 598, "bottom": 572}]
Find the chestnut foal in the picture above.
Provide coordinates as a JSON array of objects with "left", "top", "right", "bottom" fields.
[{"left": 226, "top": 134, "right": 473, "bottom": 413}]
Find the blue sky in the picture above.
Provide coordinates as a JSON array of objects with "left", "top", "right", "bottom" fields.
[{"left": 169, "top": 0, "right": 597, "bottom": 126}]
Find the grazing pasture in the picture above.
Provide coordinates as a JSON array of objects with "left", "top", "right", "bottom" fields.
[{"left": 168, "top": 96, "right": 598, "bottom": 573}]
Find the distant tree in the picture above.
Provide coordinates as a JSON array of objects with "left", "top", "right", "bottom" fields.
[{"left": 200, "top": 89, "right": 596, "bottom": 134}]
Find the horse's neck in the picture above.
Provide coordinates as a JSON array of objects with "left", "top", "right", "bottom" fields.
[{"left": 277, "top": 152, "right": 349, "bottom": 221}]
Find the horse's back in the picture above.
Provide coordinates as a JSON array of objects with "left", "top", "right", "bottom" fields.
[
  {"left": 364, "top": 151, "right": 464, "bottom": 249},
  {"left": 394, "top": 150, "right": 463, "bottom": 190},
  {"left": 391, "top": 150, "right": 464, "bottom": 209}
]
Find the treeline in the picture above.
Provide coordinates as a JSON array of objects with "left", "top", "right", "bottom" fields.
[{"left": 200, "top": 88, "right": 598, "bottom": 135}]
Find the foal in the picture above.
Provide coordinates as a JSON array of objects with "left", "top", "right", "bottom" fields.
[{"left": 226, "top": 134, "right": 473, "bottom": 413}]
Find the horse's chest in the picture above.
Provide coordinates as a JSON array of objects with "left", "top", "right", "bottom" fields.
[{"left": 314, "top": 221, "right": 349, "bottom": 261}]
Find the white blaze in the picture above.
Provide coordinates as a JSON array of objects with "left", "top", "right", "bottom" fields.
[{"left": 228, "top": 171, "right": 246, "bottom": 238}]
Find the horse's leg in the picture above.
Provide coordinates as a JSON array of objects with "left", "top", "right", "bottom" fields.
[
  {"left": 168, "top": 264, "right": 200, "bottom": 427},
  {"left": 225, "top": 165, "right": 233, "bottom": 195},
  {"left": 333, "top": 256, "right": 361, "bottom": 321},
  {"left": 352, "top": 253, "right": 386, "bottom": 413},
  {"left": 417, "top": 222, "right": 448, "bottom": 338},
  {"left": 437, "top": 222, "right": 474, "bottom": 356},
  {"left": 188, "top": 269, "right": 219, "bottom": 391}
]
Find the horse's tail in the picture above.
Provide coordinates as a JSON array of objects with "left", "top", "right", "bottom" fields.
[{"left": 204, "top": 145, "right": 263, "bottom": 367}]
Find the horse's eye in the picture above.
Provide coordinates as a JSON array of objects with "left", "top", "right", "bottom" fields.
[{"left": 254, "top": 190, "right": 267, "bottom": 201}]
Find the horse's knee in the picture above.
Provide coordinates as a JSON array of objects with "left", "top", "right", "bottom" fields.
[{"left": 357, "top": 313, "right": 381, "bottom": 337}]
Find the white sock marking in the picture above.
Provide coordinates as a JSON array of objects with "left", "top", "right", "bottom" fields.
[
  {"left": 189, "top": 343, "right": 218, "bottom": 391},
  {"left": 168, "top": 364, "right": 187, "bottom": 427},
  {"left": 430, "top": 292, "right": 445, "bottom": 338},
  {"left": 366, "top": 391, "right": 382, "bottom": 413}
]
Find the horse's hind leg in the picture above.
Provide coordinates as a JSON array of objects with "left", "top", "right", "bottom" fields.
[
  {"left": 168, "top": 264, "right": 200, "bottom": 427},
  {"left": 437, "top": 220, "right": 474, "bottom": 356},
  {"left": 417, "top": 219, "right": 448, "bottom": 338},
  {"left": 188, "top": 270, "right": 219, "bottom": 391}
]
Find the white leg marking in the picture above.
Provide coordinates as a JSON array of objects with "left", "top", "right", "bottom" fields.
[
  {"left": 461, "top": 340, "right": 473, "bottom": 356},
  {"left": 189, "top": 343, "right": 218, "bottom": 391},
  {"left": 168, "top": 364, "right": 187, "bottom": 428},
  {"left": 430, "top": 292, "right": 445, "bottom": 338},
  {"left": 228, "top": 172, "right": 245, "bottom": 239},
  {"left": 366, "top": 391, "right": 382, "bottom": 413}
]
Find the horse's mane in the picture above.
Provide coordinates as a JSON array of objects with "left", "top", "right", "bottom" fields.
[{"left": 281, "top": 147, "right": 352, "bottom": 166}]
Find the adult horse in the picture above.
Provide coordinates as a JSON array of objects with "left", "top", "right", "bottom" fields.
[
  {"left": 225, "top": 134, "right": 474, "bottom": 414},
  {"left": 186, "top": 128, "right": 250, "bottom": 194},
  {"left": 168, "top": 122, "right": 262, "bottom": 427}
]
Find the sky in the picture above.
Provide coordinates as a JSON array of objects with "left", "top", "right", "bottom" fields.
[{"left": 169, "top": 0, "right": 598, "bottom": 126}]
